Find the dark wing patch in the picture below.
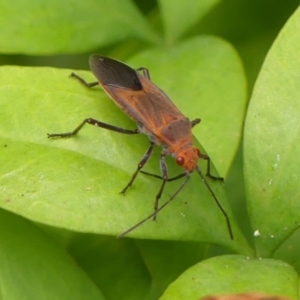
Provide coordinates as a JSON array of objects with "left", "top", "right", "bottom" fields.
[
  {"left": 133, "top": 75, "right": 185, "bottom": 130},
  {"left": 98, "top": 67, "right": 188, "bottom": 142},
  {"left": 89, "top": 55, "right": 142, "bottom": 91}
]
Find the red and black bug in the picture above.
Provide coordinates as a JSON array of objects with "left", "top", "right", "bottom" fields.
[{"left": 48, "top": 55, "right": 233, "bottom": 239}]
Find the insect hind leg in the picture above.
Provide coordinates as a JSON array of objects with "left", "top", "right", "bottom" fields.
[
  {"left": 48, "top": 118, "right": 139, "bottom": 138},
  {"left": 70, "top": 72, "right": 99, "bottom": 88},
  {"left": 136, "top": 67, "right": 151, "bottom": 80}
]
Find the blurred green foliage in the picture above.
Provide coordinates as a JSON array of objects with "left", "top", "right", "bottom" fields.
[{"left": 0, "top": 0, "right": 298, "bottom": 89}]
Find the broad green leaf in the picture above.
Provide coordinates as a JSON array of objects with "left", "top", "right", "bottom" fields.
[
  {"left": 160, "top": 255, "right": 298, "bottom": 299},
  {"left": 67, "top": 234, "right": 152, "bottom": 299},
  {"left": 273, "top": 228, "right": 300, "bottom": 274},
  {"left": 136, "top": 240, "right": 208, "bottom": 298},
  {"left": 0, "top": 38, "right": 249, "bottom": 252},
  {"left": 244, "top": 7, "right": 300, "bottom": 256},
  {"left": 67, "top": 235, "right": 209, "bottom": 300},
  {"left": 158, "top": 0, "right": 220, "bottom": 44},
  {"left": 0, "top": 0, "right": 159, "bottom": 54},
  {"left": 0, "top": 209, "right": 103, "bottom": 299},
  {"left": 44, "top": 229, "right": 220, "bottom": 300}
]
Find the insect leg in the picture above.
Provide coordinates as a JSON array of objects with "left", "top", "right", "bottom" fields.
[
  {"left": 136, "top": 67, "right": 150, "bottom": 80},
  {"left": 152, "top": 153, "right": 169, "bottom": 220},
  {"left": 48, "top": 118, "right": 139, "bottom": 138},
  {"left": 120, "top": 142, "right": 155, "bottom": 195},
  {"left": 118, "top": 173, "right": 190, "bottom": 238},
  {"left": 140, "top": 170, "right": 186, "bottom": 182},
  {"left": 70, "top": 72, "right": 99, "bottom": 87},
  {"left": 200, "top": 153, "right": 224, "bottom": 181},
  {"left": 190, "top": 118, "right": 201, "bottom": 127}
]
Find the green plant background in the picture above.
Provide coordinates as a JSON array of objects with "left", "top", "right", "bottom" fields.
[{"left": 0, "top": 0, "right": 300, "bottom": 299}]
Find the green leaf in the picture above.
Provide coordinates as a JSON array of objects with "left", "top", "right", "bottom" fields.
[
  {"left": 158, "top": 0, "right": 220, "bottom": 44},
  {"left": 0, "top": 0, "right": 160, "bottom": 54},
  {"left": 67, "top": 236, "right": 210, "bottom": 300},
  {"left": 0, "top": 37, "right": 249, "bottom": 252},
  {"left": 160, "top": 255, "right": 298, "bottom": 299},
  {"left": 67, "top": 234, "right": 152, "bottom": 299},
  {"left": 244, "top": 7, "right": 300, "bottom": 256},
  {"left": 135, "top": 239, "right": 208, "bottom": 297},
  {"left": 273, "top": 228, "right": 300, "bottom": 274},
  {"left": 0, "top": 209, "right": 104, "bottom": 300}
]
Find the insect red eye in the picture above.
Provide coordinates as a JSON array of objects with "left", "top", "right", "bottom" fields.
[{"left": 176, "top": 156, "right": 184, "bottom": 166}]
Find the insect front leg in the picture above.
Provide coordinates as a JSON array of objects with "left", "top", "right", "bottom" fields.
[
  {"left": 140, "top": 170, "right": 186, "bottom": 182},
  {"left": 200, "top": 153, "right": 224, "bottom": 181},
  {"left": 190, "top": 118, "right": 201, "bottom": 127},
  {"left": 120, "top": 142, "right": 155, "bottom": 195}
]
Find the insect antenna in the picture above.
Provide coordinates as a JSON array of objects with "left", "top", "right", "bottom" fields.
[
  {"left": 117, "top": 173, "right": 190, "bottom": 238},
  {"left": 195, "top": 165, "right": 233, "bottom": 240}
]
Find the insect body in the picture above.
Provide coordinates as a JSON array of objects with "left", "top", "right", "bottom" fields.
[{"left": 48, "top": 55, "right": 233, "bottom": 239}]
